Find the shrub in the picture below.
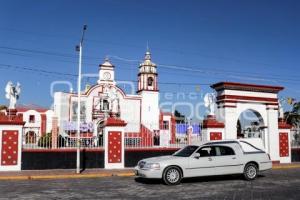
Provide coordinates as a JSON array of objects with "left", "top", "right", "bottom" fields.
[{"left": 38, "top": 133, "right": 52, "bottom": 147}]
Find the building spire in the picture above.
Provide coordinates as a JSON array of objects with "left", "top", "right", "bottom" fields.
[
  {"left": 144, "top": 41, "right": 151, "bottom": 61},
  {"left": 146, "top": 41, "right": 150, "bottom": 52}
]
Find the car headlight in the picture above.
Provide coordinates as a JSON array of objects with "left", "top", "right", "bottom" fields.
[{"left": 143, "top": 163, "right": 160, "bottom": 170}]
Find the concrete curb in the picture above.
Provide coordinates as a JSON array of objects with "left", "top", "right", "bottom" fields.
[
  {"left": 1, "top": 165, "right": 300, "bottom": 181},
  {"left": 272, "top": 164, "right": 300, "bottom": 170},
  {"left": 0, "top": 172, "right": 135, "bottom": 181}
]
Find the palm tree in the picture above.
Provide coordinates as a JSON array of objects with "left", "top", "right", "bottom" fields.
[
  {"left": 285, "top": 102, "right": 300, "bottom": 128},
  {"left": 285, "top": 102, "right": 300, "bottom": 145}
]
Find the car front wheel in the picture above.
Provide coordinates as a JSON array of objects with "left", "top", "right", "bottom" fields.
[
  {"left": 163, "top": 166, "right": 182, "bottom": 185},
  {"left": 243, "top": 163, "right": 258, "bottom": 181}
]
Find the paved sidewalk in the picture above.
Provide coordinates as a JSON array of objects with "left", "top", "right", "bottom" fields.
[
  {"left": 1, "top": 163, "right": 300, "bottom": 181},
  {"left": 0, "top": 168, "right": 135, "bottom": 180}
]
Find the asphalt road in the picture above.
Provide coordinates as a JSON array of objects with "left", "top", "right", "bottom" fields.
[{"left": 1, "top": 168, "right": 300, "bottom": 200}]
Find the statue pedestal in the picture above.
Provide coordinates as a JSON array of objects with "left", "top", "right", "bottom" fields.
[
  {"left": 202, "top": 115, "right": 225, "bottom": 142},
  {"left": 0, "top": 110, "right": 25, "bottom": 171},
  {"left": 7, "top": 109, "right": 17, "bottom": 116},
  {"left": 278, "top": 118, "right": 292, "bottom": 163},
  {"left": 104, "top": 117, "right": 127, "bottom": 169}
]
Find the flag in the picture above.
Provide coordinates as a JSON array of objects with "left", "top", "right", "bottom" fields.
[{"left": 287, "top": 98, "right": 296, "bottom": 105}]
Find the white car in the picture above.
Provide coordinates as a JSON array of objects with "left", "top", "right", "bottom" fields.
[{"left": 135, "top": 140, "right": 272, "bottom": 185}]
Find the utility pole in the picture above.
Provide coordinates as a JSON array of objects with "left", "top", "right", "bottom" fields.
[{"left": 76, "top": 25, "right": 87, "bottom": 174}]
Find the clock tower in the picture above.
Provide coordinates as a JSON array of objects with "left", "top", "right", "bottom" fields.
[
  {"left": 138, "top": 51, "right": 159, "bottom": 131},
  {"left": 98, "top": 57, "right": 115, "bottom": 85}
]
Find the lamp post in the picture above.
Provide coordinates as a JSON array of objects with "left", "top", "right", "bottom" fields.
[{"left": 76, "top": 25, "right": 87, "bottom": 174}]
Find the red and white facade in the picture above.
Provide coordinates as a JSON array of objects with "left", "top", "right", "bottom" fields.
[
  {"left": 16, "top": 106, "right": 54, "bottom": 144},
  {"left": 202, "top": 82, "right": 292, "bottom": 163},
  {"left": 0, "top": 110, "right": 24, "bottom": 171},
  {"left": 53, "top": 51, "right": 175, "bottom": 146}
]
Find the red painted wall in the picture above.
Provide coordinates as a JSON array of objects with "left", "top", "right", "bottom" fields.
[{"left": 210, "top": 132, "right": 222, "bottom": 140}]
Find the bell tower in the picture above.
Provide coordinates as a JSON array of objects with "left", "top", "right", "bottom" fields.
[
  {"left": 138, "top": 51, "right": 159, "bottom": 131},
  {"left": 97, "top": 57, "right": 115, "bottom": 85},
  {"left": 137, "top": 51, "right": 158, "bottom": 92}
]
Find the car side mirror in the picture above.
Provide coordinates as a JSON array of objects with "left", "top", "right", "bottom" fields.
[{"left": 194, "top": 153, "right": 200, "bottom": 159}]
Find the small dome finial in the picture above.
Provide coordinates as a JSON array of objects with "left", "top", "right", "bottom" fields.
[
  {"left": 100, "top": 56, "right": 114, "bottom": 68},
  {"left": 144, "top": 50, "right": 151, "bottom": 61}
]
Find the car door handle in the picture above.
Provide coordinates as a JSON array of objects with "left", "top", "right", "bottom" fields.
[
  {"left": 232, "top": 157, "right": 236, "bottom": 160},
  {"left": 208, "top": 158, "right": 212, "bottom": 161}
]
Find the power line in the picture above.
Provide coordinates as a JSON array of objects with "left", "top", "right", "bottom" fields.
[
  {"left": 0, "top": 27, "right": 292, "bottom": 69},
  {"left": 1, "top": 45, "right": 300, "bottom": 85},
  {"left": 0, "top": 63, "right": 211, "bottom": 86},
  {"left": 0, "top": 63, "right": 77, "bottom": 77}
]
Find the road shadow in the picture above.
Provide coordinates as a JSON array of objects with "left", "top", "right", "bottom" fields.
[{"left": 135, "top": 174, "right": 266, "bottom": 185}]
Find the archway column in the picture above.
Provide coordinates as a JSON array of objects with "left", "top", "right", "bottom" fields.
[
  {"left": 266, "top": 109, "right": 280, "bottom": 162},
  {"left": 216, "top": 107, "right": 238, "bottom": 140},
  {"left": 278, "top": 119, "right": 292, "bottom": 163}
]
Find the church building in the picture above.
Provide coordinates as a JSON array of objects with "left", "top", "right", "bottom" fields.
[{"left": 53, "top": 51, "right": 175, "bottom": 146}]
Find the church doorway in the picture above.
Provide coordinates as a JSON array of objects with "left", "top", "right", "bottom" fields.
[{"left": 97, "top": 120, "right": 105, "bottom": 146}]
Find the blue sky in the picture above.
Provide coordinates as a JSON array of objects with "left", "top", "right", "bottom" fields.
[{"left": 0, "top": 0, "right": 299, "bottom": 119}]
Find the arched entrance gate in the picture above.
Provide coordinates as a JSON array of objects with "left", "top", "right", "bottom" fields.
[{"left": 208, "top": 82, "right": 291, "bottom": 163}]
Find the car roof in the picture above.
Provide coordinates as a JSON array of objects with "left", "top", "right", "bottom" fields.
[{"left": 203, "top": 140, "right": 239, "bottom": 146}]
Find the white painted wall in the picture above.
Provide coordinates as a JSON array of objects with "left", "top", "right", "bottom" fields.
[
  {"left": 22, "top": 110, "right": 41, "bottom": 136},
  {"left": 45, "top": 110, "right": 54, "bottom": 133},
  {"left": 119, "top": 97, "right": 140, "bottom": 133},
  {"left": 220, "top": 89, "right": 278, "bottom": 99},
  {"left": 54, "top": 85, "right": 142, "bottom": 134},
  {"left": 267, "top": 109, "right": 280, "bottom": 161},
  {"left": 139, "top": 91, "right": 159, "bottom": 131},
  {"left": 202, "top": 128, "right": 224, "bottom": 142},
  {"left": 54, "top": 92, "right": 71, "bottom": 135}
]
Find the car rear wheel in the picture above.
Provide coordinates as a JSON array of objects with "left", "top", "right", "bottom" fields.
[
  {"left": 243, "top": 163, "right": 258, "bottom": 181},
  {"left": 163, "top": 166, "right": 182, "bottom": 185}
]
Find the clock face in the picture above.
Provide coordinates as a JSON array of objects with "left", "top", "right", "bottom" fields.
[{"left": 103, "top": 72, "right": 111, "bottom": 80}]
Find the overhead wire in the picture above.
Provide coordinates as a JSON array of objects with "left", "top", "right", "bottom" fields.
[{"left": 1, "top": 45, "right": 299, "bottom": 84}]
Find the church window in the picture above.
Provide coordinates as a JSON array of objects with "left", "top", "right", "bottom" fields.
[
  {"left": 103, "top": 99, "right": 109, "bottom": 111},
  {"left": 162, "top": 121, "right": 169, "bottom": 130},
  {"left": 29, "top": 115, "right": 35, "bottom": 123},
  {"left": 148, "top": 77, "right": 154, "bottom": 86}
]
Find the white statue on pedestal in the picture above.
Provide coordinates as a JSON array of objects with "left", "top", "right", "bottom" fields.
[
  {"left": 278, "top": 98, "right": 284, "bottom": 119},
  {"left": 5, "top": 81, "right": 21, "bottom": 109},
  {"left": 108, "top": 87, "right": 119, "bottom": 114},
  {"left": 204, "top": 93, "right": 216, "bottom": 116}
]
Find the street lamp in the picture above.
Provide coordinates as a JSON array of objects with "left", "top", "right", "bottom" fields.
[{"left": 76, "top": 25, "right": 87, "bottom": 174}]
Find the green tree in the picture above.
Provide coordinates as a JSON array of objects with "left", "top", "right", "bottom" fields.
[
  {"left": 174, "top": 110, "right": 185, "bottom": 123},
  {"left": 0, "top": 105, "right": 7, "bottom": 111},
  {"left": 285, "top": 102, "right": 300, "bottom": 145},
  {"left": 285, "top": 101, "right": 300, "bottom": 129}
]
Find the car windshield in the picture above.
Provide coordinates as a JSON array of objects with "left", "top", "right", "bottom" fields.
[{"left": 173, "top": 145, "right": 199, "bottom": 157}]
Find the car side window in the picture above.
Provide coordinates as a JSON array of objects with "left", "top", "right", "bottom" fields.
[
  {"left": 197, "top": 146, "right": 216, "bottom": 157},
  {"left": 216, "top": 146, "right": 235, "bottom": 156}
]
